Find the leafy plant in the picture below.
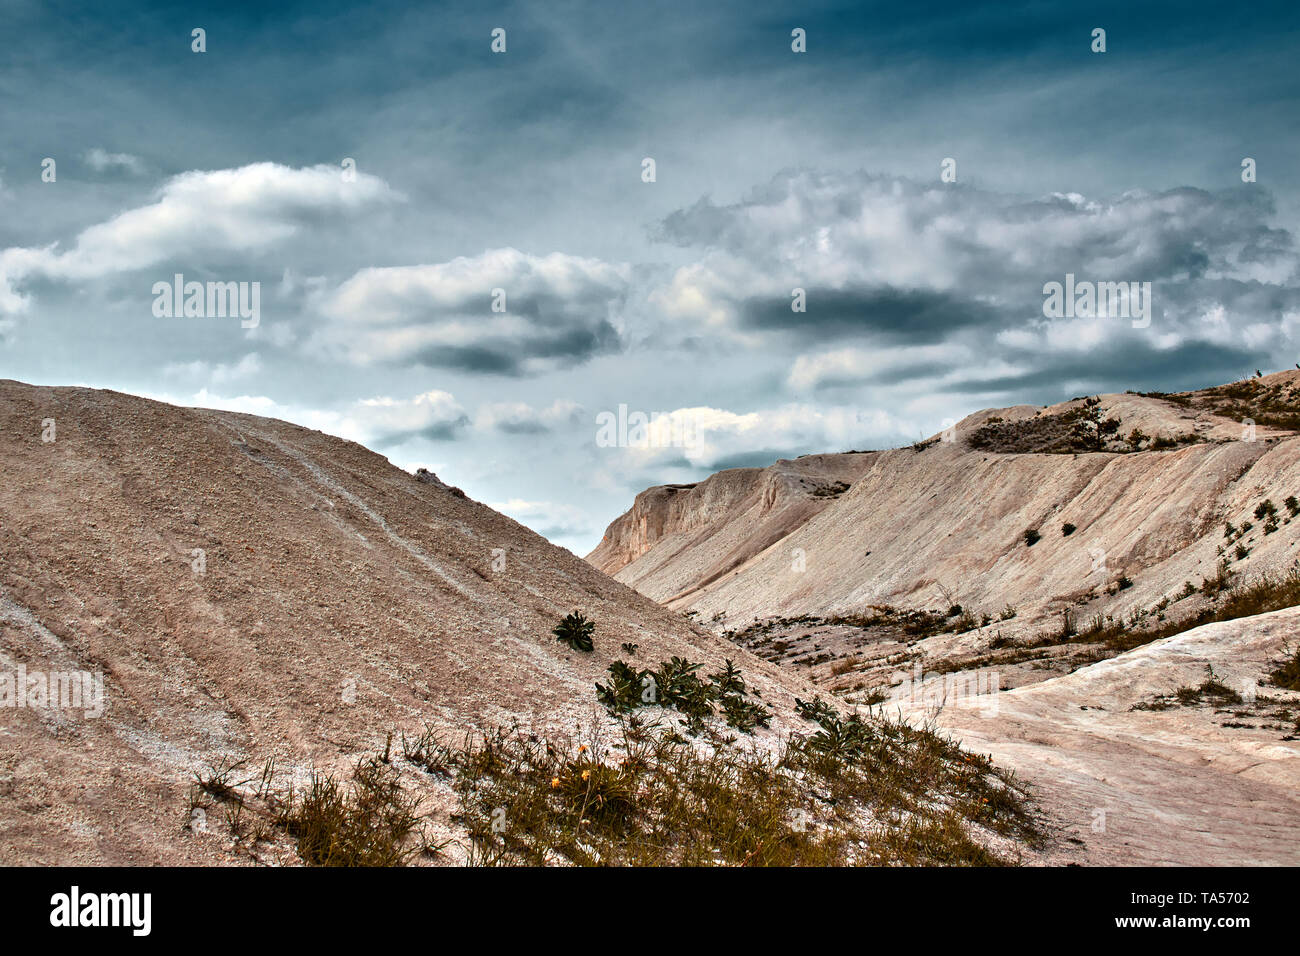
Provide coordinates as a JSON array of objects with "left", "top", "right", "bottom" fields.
[
  {"left": 795, "top": 695, "right": 838, "bottom": 724},
  {"left": 595, "top": 660, "right": 651, "bottom": 713},
  {"left": 597, "top": 656, "right": 770, "bottom": 733},
  {"left": 709, "top": 658, "right": 746, "bottom": 697},
  {"left": 553, "top": 611, "right": 595, "bottom": 652}
]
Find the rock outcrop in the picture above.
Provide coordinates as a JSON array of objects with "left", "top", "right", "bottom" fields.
[{"left": 591, "top": 373, "right": 1300, "bottom": 636}]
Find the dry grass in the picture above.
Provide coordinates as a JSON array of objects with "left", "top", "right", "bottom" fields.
[
  {"left": 279, "top": 757, "right": 427, "bottom": 866},
  {"left": 446, "top": 708, "right": 1039, "bottom": 866},
  {"left": 188, "top": 688, "right": 1043, "bottom": 866},
  {"left": 1271, "top": 645, "right": 1300, "bottom": 691}
]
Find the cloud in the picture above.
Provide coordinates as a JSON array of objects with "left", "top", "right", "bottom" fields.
[
  {"left": 596, "top": 403, "right": 915, "bottom": 474},
  {"left": 311, "top": 248, "right": 630, "bottom": 375},
  {"left": 475, "top": 399, "right": 583, "bottom": 434},
  {"left": 655, "top": 171, "right": 1300, "bottom": 397},
  {"left": 0, "top": 162, "right": 400, "bottom": 314},
  {"left": 488, "top": 498, "right": 595, "bottom": 544},
  {"left": 348, "top": 391, "right": 470, "bottom": 443},
  {"left": 788, "top": 342, "right": 974, "bottom": 391},
  {"left": 142, "top": 387, "right": 468, "bottom": 447},
  {"left": 162, "top": 352, "right": 263, "bottom": 386},
  {"left": 82, "top": 148, "right": 146, "bottom": 176}
]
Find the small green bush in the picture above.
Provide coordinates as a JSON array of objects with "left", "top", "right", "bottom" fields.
[{"left": 553, "top": 611, "right": 595, "bottom": 652}]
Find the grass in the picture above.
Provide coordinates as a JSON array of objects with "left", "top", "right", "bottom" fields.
[
  {"left": 1133, "top": 668, "right": 1243, "bottom": 711},
  {"left": 1271, "top": 645, "right": 1300, "bottom": 691},
  {"left": 188, "top": 754, "right": 439, "bottom": 866},
  {"left": 187, "top": 666, "right": 1043, "bottom": 866},
  {"left": 448, "top": 708, "right": 1039, "bottom": 866},
  {"left": 932, "top": 568, "right": 1300, "bottom": 679},
  {"left": 281, "top": 757, "right": 426, "bottom": 866},
  {"left": 1024, "top": 568, "right": 1300, "bottom": 657}
]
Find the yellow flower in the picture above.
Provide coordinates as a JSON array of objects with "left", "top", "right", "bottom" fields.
[
  {"left": 550, "top": 777, "right": 560, "bottom": 788},
  {"left": 581, "top": 769, "right": 591, "bottom": 781}
]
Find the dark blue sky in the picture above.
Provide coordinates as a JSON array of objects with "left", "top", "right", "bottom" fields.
[{"left": 2, "top": 0, "right": 1298, "bottom": 551}]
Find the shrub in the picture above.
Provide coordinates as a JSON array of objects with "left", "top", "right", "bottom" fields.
[
  {"left": 1061, "top": 522, "right": 1076, "bottom": 536},
  {"left": 596, "top": 656, "right": 771, "bottom": 734},
  {"left": 281, "top": 758, "right": 425, "bottom": 866},
  {"left": 1023, "top": 528, "right": 1041, "bottom": 547},
  {"left": 553, "top": 611, "right": 595, "bottom": 652},
  {"left": 1059, "top": 609, "right": 1076, "bottom": 638},
  {"left": 1271, "top": 645, "right": 1300, "bottom": 691}
]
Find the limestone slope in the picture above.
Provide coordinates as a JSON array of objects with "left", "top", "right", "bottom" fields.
[
  {"left": 0, "top": 380, "right": 816, "bottom": 865},
  {"left": 916, "top": 606, "right": 1300, "bottom": 866},
  {"left": 591, "top": 373, "right": 1300, "bottom": 636}
]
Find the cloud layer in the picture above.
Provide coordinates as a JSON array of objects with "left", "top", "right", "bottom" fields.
[{"left": 310, "top": 248, "right": 630, "bottom": 375}]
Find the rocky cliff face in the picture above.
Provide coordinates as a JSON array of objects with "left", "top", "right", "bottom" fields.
[
  {"left": 587, "top": 454, "right": 876, "bottom": 604},
  {"left": 590, "top": 373, "right": 1300, "bottom": 635}
]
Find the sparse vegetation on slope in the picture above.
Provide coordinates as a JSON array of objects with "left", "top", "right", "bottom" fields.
[
  {"left": 595, "top": 655, "right": 772, "bottom": 733},
  {"left": 1010, "top": 569, "right": 1300, "bottom": 660},
  {"left": 449, "top": 708, "right": 1038, "bottom": 866},
  {"left": 1164, "top": 377, "right": 1300, "bottom": 431},
  {"left": 186, "top": 652, "right": 1044, "bottom": 867},
  {"left": 967, "top": 396, "right": 1202, "bottom": 454}
]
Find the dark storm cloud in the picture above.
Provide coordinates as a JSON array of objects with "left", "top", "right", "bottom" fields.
[
  {"left": 740, "top": 288, "right": 1001, "bottom": 343},
  {"left": 312, "top": 250, "right": 630, "bottom": 376},
  {"left": 405, "top": 320, "right": 621, "bottom": 377},
  {"left": 654, "top": 170, "right": 1300, "bottom": 406},
  {"left": 955, "top": 341, "right": 1264, "bottom": 397},
  {"left": 369, "top": 416, "right": 472, "bottom": 444}
]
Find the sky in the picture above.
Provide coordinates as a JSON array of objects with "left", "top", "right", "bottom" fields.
[{"left": 2, "top": 0, "right": 1299, "bottom": 554}]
